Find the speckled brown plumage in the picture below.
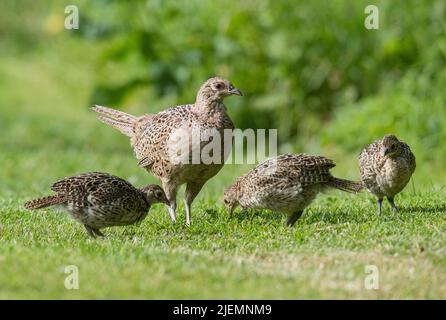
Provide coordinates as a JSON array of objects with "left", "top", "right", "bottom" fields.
[
  {"left": 92, "top": 77, "right": 242, "bottom": 225},
  {"left": 359, "top": 134, "right": 416, "bottom": 216},
  {"left": 24, "top": 172, "right": 168, "bottom": 237},
  {"left": 223, "top": 154, "right": 363, "bottom": 226}
]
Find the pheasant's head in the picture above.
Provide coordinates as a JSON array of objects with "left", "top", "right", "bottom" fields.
[
  {"left": 223, "top": 182, "right": 241, "bottom": 216},
  {"left": 141, "top": 184, "right": 169, "bottom": 205},
  {"left": 381, "top": 134, "right": 403, "bottom": 158},
  {"left": 197, "top": 77, "right": 242, "bottom": 104}
]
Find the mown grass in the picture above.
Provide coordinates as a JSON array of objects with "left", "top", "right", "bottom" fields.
[
  {"left": 1, "top": 24, "right": 446, "bottom": 300},
  {"left": 1, "top": 191, "right": 446, "bottom": 299}
]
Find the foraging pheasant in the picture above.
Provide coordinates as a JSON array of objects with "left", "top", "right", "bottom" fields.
[
  {"left": 223, "top": 153, "right": 363, "bottom": 226},
  {"left": 92, "top": 77, "right": 242, "bottom": 225},
  {"left": 24, "top": 172, "right": 169, "bottom": 237},
  {"left": 359, "top": 134, "right": 416, "bottom": 216}
]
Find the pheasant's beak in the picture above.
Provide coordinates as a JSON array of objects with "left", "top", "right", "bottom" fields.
[
  {"left": 229, "top": 87, "right": 243, "bottom": 96},
  {"left": 382, "top": 148, "right": 389, "bottom": 157}
]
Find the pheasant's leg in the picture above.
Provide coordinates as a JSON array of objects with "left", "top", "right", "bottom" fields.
[
  {"left": 286, "top": 211, "right": 303, "bottom": 227},
  {"left": 163, "top": 182, "right": 178, "bottom": 223},
  {"left": 184, "top": 199, "right": 191, "bottom": 225},
  {"left": 93, "top": 228, "right": 105, "bottom": 237},
  {"left": 184, "top": 182, "right": 205, "bottom": 225},
  {"left": 388, "top": 197, "right": 398, "bottom": 214},
  {"left": 84, "top": 225, "right": 97, "bottom": 238},
  {"left": 377, "top": 198, "right": 383, "bottom": 217},
  {"left": 168, "top": 200, "right": 177, "bottom": 223}
]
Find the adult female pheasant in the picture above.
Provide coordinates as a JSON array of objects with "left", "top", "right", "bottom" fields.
[{"left": 92, "top": 77, "right": 242, "bottom": 225}]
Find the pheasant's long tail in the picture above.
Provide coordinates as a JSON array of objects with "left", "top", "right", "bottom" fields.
[
  {"left": 329, "top": 177, "right": 363, "bottom": 193},
  {"left": 91, "top": 105, "right": 137, "bottom": 137},
  {"left": 24, "top": 195, "right": 66, "bottom": 210}
]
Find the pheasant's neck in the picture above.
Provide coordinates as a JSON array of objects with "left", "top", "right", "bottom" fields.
[
  {"left": 232, "top": 180, "right": 243, "bottom": 199},
  {"left": 194, "top": 99, "right": 227, "bottom": 116},
  {"left": 140, "top": 191, "right": 151, "bottom": 208}
]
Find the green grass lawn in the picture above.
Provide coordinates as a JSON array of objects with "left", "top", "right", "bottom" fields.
[
  {"left": 1, "top": 42, "right": 446, "bottom": 299},
  {"left": 2, "top": 190, "right": 446, "bottom": 299}
]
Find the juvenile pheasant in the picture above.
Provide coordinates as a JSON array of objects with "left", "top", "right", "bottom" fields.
[
  {"left": 24, "top": 172, "right": 169, "bottom": 237},
  {"left": 223, "top": 153, "right": 363, "bottom": 226},
  {"left": 92, "top": 77, "right": 242, "bottom": 225},
  {"left": 359, "top": 134, "right": 416, "bottom": 216}
]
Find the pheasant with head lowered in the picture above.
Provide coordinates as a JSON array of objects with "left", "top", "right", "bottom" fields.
[
  {"left": 24, "top": 172, "right": 168, "bottom": 237},
  {"left": 223, "top": 153, "right": 363, "bottom": 226},
  {"left": 359, "top": 134, "right": 416, "bottom": 216},
  {"left": 92, "top": 77, "right": 242, "bottom": 225}
]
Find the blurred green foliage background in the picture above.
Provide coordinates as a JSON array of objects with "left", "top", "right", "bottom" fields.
[
  {"left": 1, "top": 0, "right": 446, "bottom": 188},
  {"left": 2, "top": 1, "right": 446, "bottom": 299}
]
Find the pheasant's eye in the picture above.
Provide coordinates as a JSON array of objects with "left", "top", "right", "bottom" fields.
[
  {"left": 154, "top": 190, "right": 164, "bottom": 199},
  {"left": 229, "top": 84, "right": 234, "bottom": 91},
  {"left": 215, "top": 82, "right": 225, "bottom": 90}
]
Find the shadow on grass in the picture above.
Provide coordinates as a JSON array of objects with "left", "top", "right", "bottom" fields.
[
  {"left": 229, "top": 207, "right": 375, "bottom": 226},
  {"left": 230, "top": 209, "right": 283, "bottom": 223},
  {"left": 304, "top": 208, "right": 373, "bottom": 225},
  {"left": 398, "top": 205, "right": 446, "bottom": 214},
  {"left": 204, "top": 209, "right": 219, "bottom": 218}
]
